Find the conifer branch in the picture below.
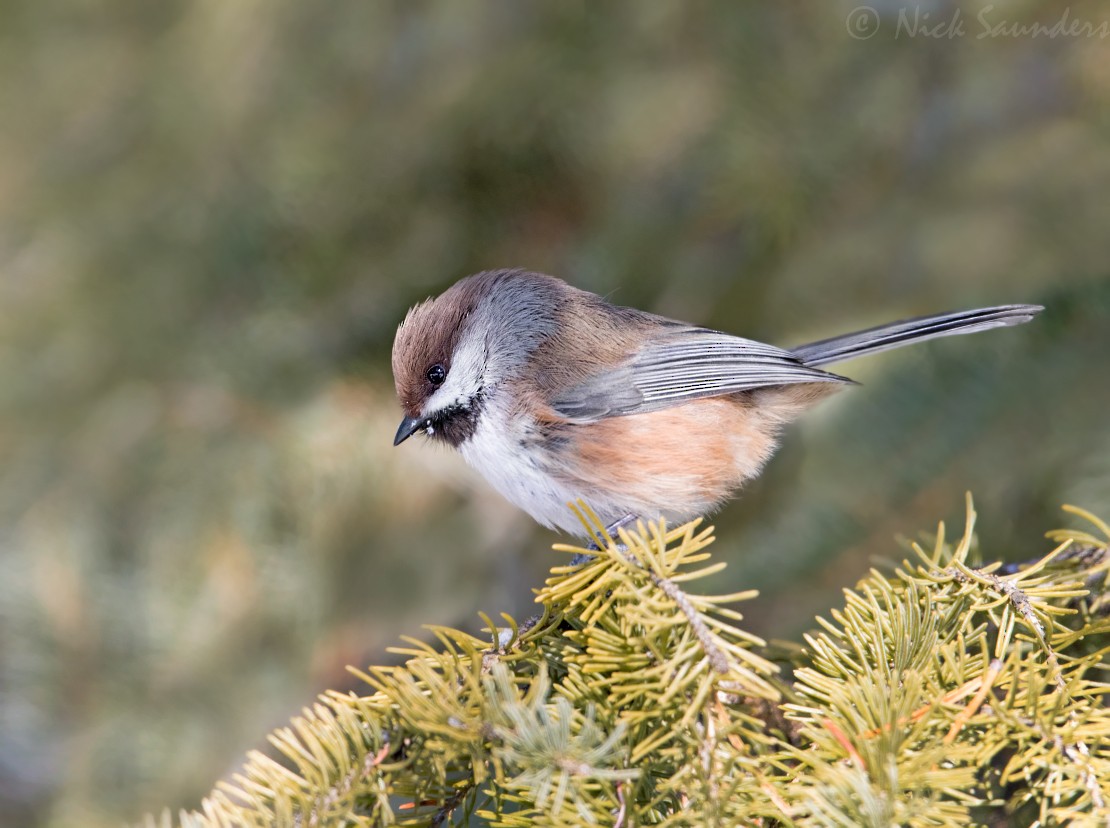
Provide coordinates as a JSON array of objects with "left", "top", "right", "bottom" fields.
[{"left": 146, "top": 497, "right": 1110, "bottom": 827}]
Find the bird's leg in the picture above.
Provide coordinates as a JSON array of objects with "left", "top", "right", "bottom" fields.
[{"left": 568, "top": 514, "right": 639, "bottom": 566}]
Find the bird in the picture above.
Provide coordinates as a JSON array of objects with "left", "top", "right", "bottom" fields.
[{"left": 391, "top": 268, "right": 1041, "bottom": 536}]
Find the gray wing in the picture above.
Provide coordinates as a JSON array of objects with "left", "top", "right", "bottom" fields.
[{"left": 550, "top": 327, "right": 851, "bottom": 422}]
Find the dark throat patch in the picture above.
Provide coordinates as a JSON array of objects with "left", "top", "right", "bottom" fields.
[{"left": 427, "top": 398, "right": 481, "bottom": 446}]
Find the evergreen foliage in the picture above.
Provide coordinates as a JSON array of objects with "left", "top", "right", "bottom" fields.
[
  {"left": 149, "top": 498, "right": 1110, "bottom": 826},
  {"left": 8, "top": 5, "right": 1110, "bottom": 821}
]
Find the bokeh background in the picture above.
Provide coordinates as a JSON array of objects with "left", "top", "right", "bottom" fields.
[{"left": 2, "top": 2, "right": 1108, "bottom": 825}]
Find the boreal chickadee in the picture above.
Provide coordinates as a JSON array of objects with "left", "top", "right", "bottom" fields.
[{"left": 392, "top": 269, "right": 1040, "bottom": 535}]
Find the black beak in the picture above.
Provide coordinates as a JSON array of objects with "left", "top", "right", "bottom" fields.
[{"left": 394, "top": 416, "right": 424, "bottom": 446}]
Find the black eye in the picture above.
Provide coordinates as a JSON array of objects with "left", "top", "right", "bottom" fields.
[{"left": 426, "top": 364, "right": 447, "bottom": 386}]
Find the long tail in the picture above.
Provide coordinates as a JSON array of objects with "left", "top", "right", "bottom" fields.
[{"left": 792, "top": 304, "right": 1043, "bottom": 368}]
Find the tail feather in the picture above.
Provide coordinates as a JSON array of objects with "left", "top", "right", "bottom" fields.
[{"left": 792, "top": 304, "right": 1043, "bottom": 368}]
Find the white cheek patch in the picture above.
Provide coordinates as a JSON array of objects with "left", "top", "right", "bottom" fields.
[{"left": 422, "top": 332, "right": 486, "bottom": 418}]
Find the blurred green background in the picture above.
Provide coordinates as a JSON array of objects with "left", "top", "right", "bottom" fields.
[{"left": 2, "top": 2, "right": 1108, "bottom": 825}]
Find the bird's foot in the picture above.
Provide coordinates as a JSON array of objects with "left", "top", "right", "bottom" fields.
[{"left": 568, "top": 514, "right": 638, "bottom": 566}]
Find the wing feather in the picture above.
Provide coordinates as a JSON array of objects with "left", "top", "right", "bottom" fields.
[{"left": 549, "top": 327, "right": 849, "bottom": 422}]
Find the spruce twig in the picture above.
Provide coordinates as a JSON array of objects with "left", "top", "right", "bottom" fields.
[{"left": 146, "top": 498, "right": 1110, "bottom": 827}]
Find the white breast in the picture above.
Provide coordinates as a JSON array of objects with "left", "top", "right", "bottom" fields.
[{"left": 458, "top": 396, "right": 594, "bottom": 535}]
